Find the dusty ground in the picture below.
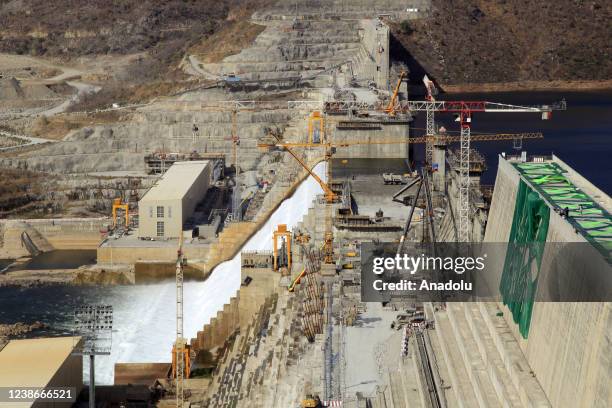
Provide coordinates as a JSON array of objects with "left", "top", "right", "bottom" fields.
[
  {"left": 30, "top": 110, "right": 128, "bottom": 140},
  {"left": 190, "top": 19, "right": 266, "bottom": 64},
  {"left": 0, "top": 264, "right": 133, "bottom": 287}
]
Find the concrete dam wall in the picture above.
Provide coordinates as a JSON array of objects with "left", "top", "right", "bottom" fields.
[
  {"left": 0, "top": 218, "right": 106, "bottom": 258},
  {"left": 484, "top": 155, "right": 611, "bottom": 408}
]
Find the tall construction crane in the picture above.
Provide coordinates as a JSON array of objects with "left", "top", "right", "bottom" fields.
[
  {"left": 406, "top": 97, "right": 566, "bottom": 242},
  {"left": 220, "top": 104, "right": 255, "bottom": 222},
  {"left": 173, "top": 234, "right": 189, "bottom": 408},
  {"left": 267, "top": 126, "right": 337, "bottom": 264},
  {"left": 229, "top": 108, "right": 242, "bottom": 221},
  {"left": 423, "top": 75, "right": 438, "bottom": 166}
]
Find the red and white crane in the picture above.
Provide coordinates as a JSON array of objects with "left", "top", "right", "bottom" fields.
[{"left": 407, "top": 86, "right": 566, "bottom": 242}]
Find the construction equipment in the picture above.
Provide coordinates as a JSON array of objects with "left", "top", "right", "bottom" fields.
[
  {"left": 288, "top": 267, "right": 306, "bottom": 292},
  {"left": 267, "top": 128, "right": 337, "bottom": 204},
  {"left": 384, "top": 70, "right": 407, "bottom": 116},
  {"left": 308, "top": 111, "right": 325, "bottom": 144},
  {"left": 173, "top": 234, "right": 189, "bottom": 407},
  {"left": 302, "top": 395, "right": 323, "bottom": 408},
  {"left": 423, "top": 74, "right": 438, "bottom": 165},
  {"left": 273, "top": 224, "right": 292, "bottom": 271},
  {"left": 406, "top": 98, "right": 566, "bottom": 242},
  {"left": 264, "top": 109, "right": 544, "bottom": 247},
  {"left": 111, "top": 198, "right": 129, "bottom": 229},
  {"left": 229, "top": 109, "right": 242, "bottom": 222},
  {"left": 260, "top": 132, "right": 543, "bottom": 149}
]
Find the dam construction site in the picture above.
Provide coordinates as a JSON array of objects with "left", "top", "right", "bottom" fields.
[{"left": 0, "top": 1, "right": 610, "bottom": 408}]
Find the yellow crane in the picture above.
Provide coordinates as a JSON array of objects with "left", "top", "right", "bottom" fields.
[
  {"left": 267, "top": 122, "right": 337, "bottom": 264},
  {"left": 173, "top": 233, "right": 189, "bottom": 407},
  {"left": 259, "top": 132, "right": 543, "bottom": 149},
  {"left": 384, "top": 70, "right": 407, "bottom": 116}
]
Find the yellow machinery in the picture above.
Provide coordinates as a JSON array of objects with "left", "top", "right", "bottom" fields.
[
  {"left": 264, "top": 110, "right": 543, "bottom": 267},
  {"left": 171, "top": 340, "right": 191, "bottom": 380},
  {"left": 295, "top": 231, "right": 311, "bottom": 244},
  {"left": 307, "top": 111, "right": 324, "bottom": 144},
  {"left": 111, "top": 198, "right": 129, "bottom": 228},
  {"left": 301, "top": 395, "right": 322, "bottom": 408},
  {"left": 267, "top": 128, "right": 337, "bottom": 204},
  {"left": 273, "top": 224, "right": 292, "bottom": 271},
  {"left": 261, "top": 132, "right": 543, "bottom": 150},
  {"left": 384, "top": 70, "right": 407, "bottom": 116},
  {"left": 173, "top": 233, "right": 188, "bottom": 405},
  {"left": 288, "top": 267, "right": 306, "bottom": 292}
]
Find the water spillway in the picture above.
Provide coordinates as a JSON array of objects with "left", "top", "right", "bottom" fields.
[{"left": 93, "top": 163, "right": 326, "bottom": 383}]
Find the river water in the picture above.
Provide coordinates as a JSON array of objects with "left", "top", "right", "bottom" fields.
[
  {"left": 0, "top": 163, "right": 325, "bottom": 384},
  {"left": 411, "top": 90, "right": 612, "bottom": 194}
]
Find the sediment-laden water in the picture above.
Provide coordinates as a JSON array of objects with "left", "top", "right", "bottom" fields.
[{"left": 0, "top": 163, "right": 325, "bottom": 384}]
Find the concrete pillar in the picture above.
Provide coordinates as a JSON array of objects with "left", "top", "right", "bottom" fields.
[
  {"left": 432, "top": 142, "right": 446, "bottom": 191},
  {"left": 376, "top": 23, "right": 390, "bottom": 91}
]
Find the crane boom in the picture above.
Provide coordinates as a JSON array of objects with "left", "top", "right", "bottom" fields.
[
  {"left": 406, "top": 100, "right": 566, "bottom": 113},
  {"left": 258, "top": 132, "right": 543, "bottom": 149},
  {"left": 270, "top": 133, "right": 336, "bottom": 203},
  {"left": 385, "top": 71, "right": 406, "bottom": 115}
]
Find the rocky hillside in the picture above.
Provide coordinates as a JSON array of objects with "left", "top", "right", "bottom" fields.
[
  {"left": 0, "top": 0, "right": 234, "bottom": 57},
  {"left": 391, "top": 0, "right": 611, "bottom": 87},
  {"left": 0, "top": 0, "right": 267, "bottom": 106}
]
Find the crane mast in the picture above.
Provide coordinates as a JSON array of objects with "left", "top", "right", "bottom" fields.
[
  {"left": 175, "top": 235, "right": 185, "bottom": 408},
  {"left": 407, "top": 97, "right": 566, "bottom": 242}
]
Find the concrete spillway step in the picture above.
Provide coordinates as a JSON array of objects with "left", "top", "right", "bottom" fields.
[
  {"left": 463, "top": 303, "right": 524, "bottom": 407},
  {"left": 255, "top": 35, "right": 360, "bottom": 46},
  {"left": 433, "top": 309, "right": 480, "bottom": 407},
  {"left": 446, "top": 303, "right": 502, "bottom": 407},
  {"left": 477, "top": 303, "right": 551, "bottom": 407},
  {"left": 222, "top": 44, "right": 360, "bottom": 63}
]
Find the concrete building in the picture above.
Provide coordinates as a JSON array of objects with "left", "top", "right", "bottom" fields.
[
  {"left": 138, "top": 160, "right": 211, "bottom": 239},
  {"left": 0, "top": 337, "right": 83, "bottom": 408}
]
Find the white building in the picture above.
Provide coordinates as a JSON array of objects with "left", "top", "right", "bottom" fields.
[{"left": 138, "top": 160, "right": 211, "bottom": 239}]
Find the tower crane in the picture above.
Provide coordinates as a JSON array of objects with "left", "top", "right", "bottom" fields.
[
  {"left": 267, "top": 126, "right": 337, "bottom": 264},
  {"left": 172, "top": 234, "right": 190, "bottom": 407},
  {"left": 406, "top": 96, "right": 566, "bottom": 242},
  {"left": 229, "top": 108, "right": 242, "bottom": 221},
  {"left": 423, "top": 75, "right": 438, "bottom": 165},
  {"left": 262, "top": 119, "right": 542, "bottom": 254}
]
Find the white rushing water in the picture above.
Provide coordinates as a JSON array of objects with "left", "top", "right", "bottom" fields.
[{"left": 93, "top": 163, "right": 325, "bottom": 384}]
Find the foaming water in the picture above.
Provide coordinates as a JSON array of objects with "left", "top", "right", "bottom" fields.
[{"left": 91, "top": 162, "right": 325, "bottom": 383}]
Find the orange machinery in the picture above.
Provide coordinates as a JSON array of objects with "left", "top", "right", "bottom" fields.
[
  {"left": 273, "top": 224, "right": 292, "bottom": 271},
  {"left": 111, "top": 198, "right": 129, "bottom": 228}
]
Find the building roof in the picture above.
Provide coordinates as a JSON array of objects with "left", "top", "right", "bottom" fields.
[
  {"left": 0, "top": 336, "right": 80, "bottom": 387},
  {"left": 140, "top": 160, "right": 210, "bottom": 202}
]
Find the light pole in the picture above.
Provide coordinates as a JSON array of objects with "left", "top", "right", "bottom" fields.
[{"left": 73, "top": 304, "right": 113, "bottom": 408}]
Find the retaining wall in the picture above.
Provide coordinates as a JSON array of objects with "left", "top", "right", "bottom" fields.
[{"left": 0, "top": 218, "right": 106, "bottom": 258}]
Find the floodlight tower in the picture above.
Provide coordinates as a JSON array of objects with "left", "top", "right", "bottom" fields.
[{"left": 73, "top": 304, "right": 113, "bottom": 408}]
